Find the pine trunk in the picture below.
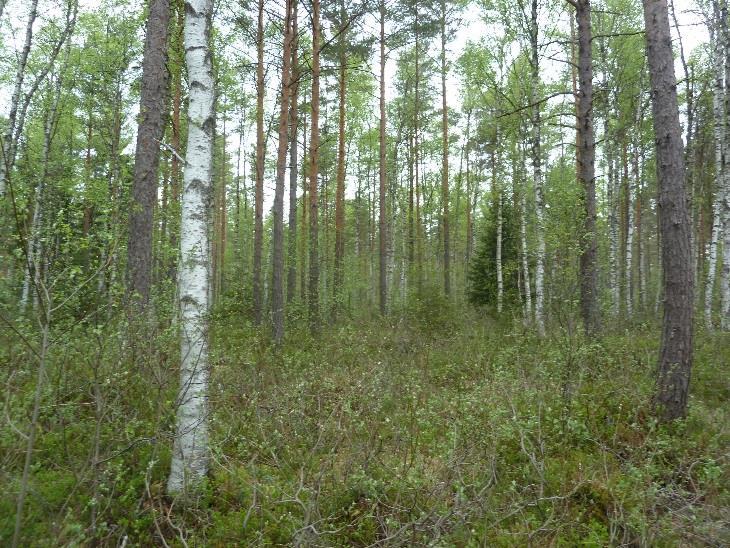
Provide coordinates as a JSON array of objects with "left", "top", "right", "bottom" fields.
[
  {"left": 300, "top": 108, "right": 308, "bottom": 301},
  {"left": 128, "top": 0, "right": 171, "bottom": 306},
  {"left": 576, "top": 0, "right": 600, "bottom": 335},
  {"left": 378, "top": 1, "right": 388, "bottom": 315},
  {"left": 253, "top": 0, "right": 265, "bottom": 325},
  {"left": 440, "top": 0, "right": 451, "bottom": 297},
  {"left": 271, "top": 0, "right": 294, "bottom": 344},
  {"left": 333, "top": 4, "right": 347, "bottom": 312},
  {"left": 642, "top": 0, "right": 694, "bottom": 422},
  {"left": 287, "top": 0, "right": 299, "bottom": 303},
  {"left": 168, "top": 2, "right": 184, "bottom": 283},
  {"left": 309, "top": 0, "right": 321, "bottom": 332}
]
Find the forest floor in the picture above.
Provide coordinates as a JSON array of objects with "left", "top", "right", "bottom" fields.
[{"left": 2, "top": 298, "right": 729, "bottom": 546}]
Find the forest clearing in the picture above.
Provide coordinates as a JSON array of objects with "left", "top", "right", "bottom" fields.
[{"left": 0, "top": 0, "right": 729, "bottom": 545}]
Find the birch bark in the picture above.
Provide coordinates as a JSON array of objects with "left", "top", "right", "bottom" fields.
[
  {"left": 530, "top": 0, "right": 546, "bottom": 336},
  {"left": 625, "top": 141, "right": 635, "bottom": 318},
  {"left": 606, "top": 122, "right": 620, "bottom": 316},
  {"left": 518, "top": 145, "right": 533, "bottom": 324},
  {"left": 720, "top": 2, "right": 730, "bottom": 329},
  {"left": 168, "top": 0, "right": 215, "bottom": 495},
  {"left": 0, "top": 0, "right": 38, "bottom": 196},
  {"left": 705, "top": 5, "right": 725, "bottom": 328},
  {"left": 496, "top": 190, "right": 504, "bottom": 313},
  {"left": 20, "top": 77, "right": 62, "bottom": 311}
]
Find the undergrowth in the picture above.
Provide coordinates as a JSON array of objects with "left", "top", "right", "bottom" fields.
[{"left": 1, "top": 303, "right": 728, "bottom": 546}]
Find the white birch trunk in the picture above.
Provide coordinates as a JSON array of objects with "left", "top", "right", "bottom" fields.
[
  {"left": 528, "top": 0, "right": 546, "bottom": 336},
  {"left": 0, "top": 0, "right": 39, "bottom": 195},
  {"left": 520, "top": 182, "right": 532, "bottom": 325},
  {"left": 400, "top": 227, "right": 407, "bottom": 301},
  {"left": 706, "top": 196, "right": 723, "bottom": 327},
  {"left": 721, "top": 4, "right": 730, "bottom": 329},
  {"left": 387, "top": 202, "right": 396, "bottom": 313},
  {"left": 20, "top": 181, "right": 43, "bottom": 311},
  {"left": 705, "top": 17, "right": 725, "bottom": 329},
  {"left": 639, "top": 182, "right": 648, "bottom": 311},
  {"left": 625, "top": 145, "right": 635, "bottom": 318},
  {"left": 636, "top": 135, "right": 647, "bottom": 311},
  {"left": 607, "top": 129, "right": 620, "bottom": 316},
  {"left": 721, "top": 175, "right": 730, "bottom": 329},
  {"left": 20, "top": 71, "right": 64, "bottom": 311},
  {"left": 168, "top": 0, "right": 215, "bottom": 496},
  {"left": 1, "top": 0, "right": 76, "bottom": 196},
  {"left": 533, "top": 179, "right": 545, "bottom": 333},
  {"left": 496, "top": 189, "right": 503, "bottom": 313}
]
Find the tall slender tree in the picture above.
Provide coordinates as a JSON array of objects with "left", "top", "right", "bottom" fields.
[
  {"left": 167, "top": 1, "right": 185, "bottom": 283},
  {"left": 529, "top": 0, "right": 546, "bottom": 335},
  {"left": 287, "top": 0, "right": 300, "bottom": 303},
  {"left": 440, "top": 0, "right": 451, "bottom": 297},
  {"left": 272, "top": 0, "right": 295, "bottom": 344},
  {"left": 168, "top": 0, "right": 215, "bottom": 494},
  {"left": 0, "top": 0, "right": 38, "bottom": 196},
  {"left": 127, "top": 0, "right": 171, "bottom": 306},
  {"left": 720, "top": 2, "right": 730, "bottom": 329},
  {"left": 704, "top": 1, "right": 725, "bottom": 328},
  {"left": 642, "top": 0, "right": 694, "bottom": 421},
  {"left": 333, "top": 0, "right": 348, "bottom": 312},
  {"left": 572, "top": 0, "right": 601, "bottom": 335},
  {"left": 1, "top": 0, "right": 77, "bottom": 197},
  {"left": 253, "top": 0, "right": 265, "bottom": 324},
  {"left": 309, "top": 0, "right": 322, "bottom": 332},
  {"left": 378, "top": 0, "right": 388, "bottom": 314}
]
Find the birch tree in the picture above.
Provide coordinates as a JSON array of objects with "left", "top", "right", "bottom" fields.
[
  {"left": 168, "top": 0, "right": 215, "bottom": 495},
  {"left": 704, "top": 0, "right": 726, "bottom": 328},
  {"left": 1, "top": 0, "right": 77, "bottom": 196},
  {"left": 0, "top": 0, "right": 39, "bottom": 196},
  {"left": 20, "top": 71, "right": 64, "bottom": 312},
  {"left": 527, "top": 0, "right": 546, "bottom": 336},
  {"left": 607, "top": 119, "right": 620, "bottom": 316},
  {"left": 718, "top": 1, "right": 730, "bottom": 329}
]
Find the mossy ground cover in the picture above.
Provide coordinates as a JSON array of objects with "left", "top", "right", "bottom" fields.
[{"left": 1, "top": 304, "right": 728, "bottom": 546}]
